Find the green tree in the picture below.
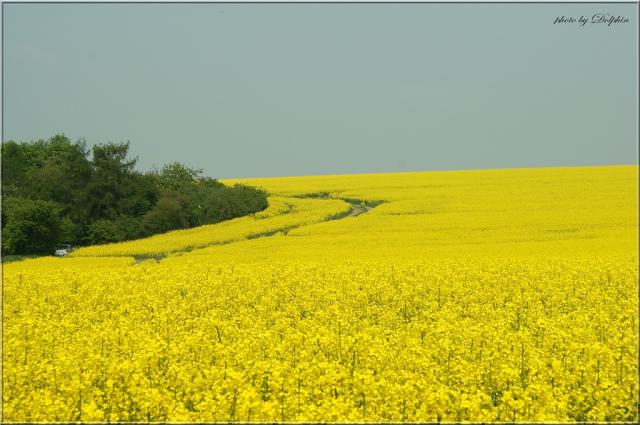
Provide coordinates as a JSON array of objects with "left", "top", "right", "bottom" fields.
[
  {"left": 3, "top": 135, "right": 93, "bottom": 232},
  {"left": 1, "top": 141, "right": 28, "bottom": 196},
  {"left": 156, "top": 162, "right": 204, "bottom": 192},
  {"left": 1, "top": 136, "right": 269, "bottom": 255},
  {"left": 113, "top": 215, "right": 146, "bottom": 240},
  {"left": 142, "top": 194, "right": 189, "bottom": 235},
  {"left": 1, "top": 197, "right": 62, "bottom": 255},
  {"left": 84, "top": 219, "right": 126, "bottom": 245},
  {"left": 88, "top": 142, "right": 137, "bottom": 219}
]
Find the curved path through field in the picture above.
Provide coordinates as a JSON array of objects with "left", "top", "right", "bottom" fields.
[
  {"left": 348, "top": 203, "right": 372, "bottom": 217},
  {"left": 134, "top": 196, "right": 380, "bottom": 263}
]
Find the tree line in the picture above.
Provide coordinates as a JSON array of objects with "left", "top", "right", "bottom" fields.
[{"left": 1, "top": 135, "right": 268, "bottom": 255}]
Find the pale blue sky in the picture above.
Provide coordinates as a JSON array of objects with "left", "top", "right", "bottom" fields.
[{"left": 3, "top": 2, "right": 638, "bottom": 178}]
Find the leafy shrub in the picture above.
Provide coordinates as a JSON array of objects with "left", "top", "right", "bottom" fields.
[{"left": 1, "top": 197, "right": 62, "bottom": 255}]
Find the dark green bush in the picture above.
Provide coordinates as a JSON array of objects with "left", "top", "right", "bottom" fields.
[{"left": 1, "top": 197, "right": 62, "bottom": 255}]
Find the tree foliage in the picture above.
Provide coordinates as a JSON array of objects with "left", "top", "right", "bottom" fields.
[
  {"left": 1, "top": 135, "right": 268, "bottom": 255},
  {"left": 1, "top": 197, "right": 62, "bottom": 255}
]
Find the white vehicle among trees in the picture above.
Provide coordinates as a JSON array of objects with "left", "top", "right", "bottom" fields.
[{"left": 54, "top": 244, "right": 72, "bottom": 256}]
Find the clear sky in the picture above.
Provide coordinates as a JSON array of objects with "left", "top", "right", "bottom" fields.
[{"left": 2, "top": 2, "right": 638, "bottom": 178}]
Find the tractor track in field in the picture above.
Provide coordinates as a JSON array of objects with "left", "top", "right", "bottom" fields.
[
  {"left": 129, "top": 195, "right": 381, "bottom": 264},
  {"left": 348, "top": 203, "right": 372, "bottom": 217}
]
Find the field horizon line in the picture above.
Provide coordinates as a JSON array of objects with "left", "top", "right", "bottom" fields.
[{"left": 221, "top": 162, "right": 638, "bottom": 182}]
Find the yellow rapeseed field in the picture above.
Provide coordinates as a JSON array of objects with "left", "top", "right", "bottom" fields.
[
  {"left": 70, "top": 197, "right": 351, "bottom": 258},
  {"left": 2, "top": 165, "right": 638, "bottom": 422}
]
